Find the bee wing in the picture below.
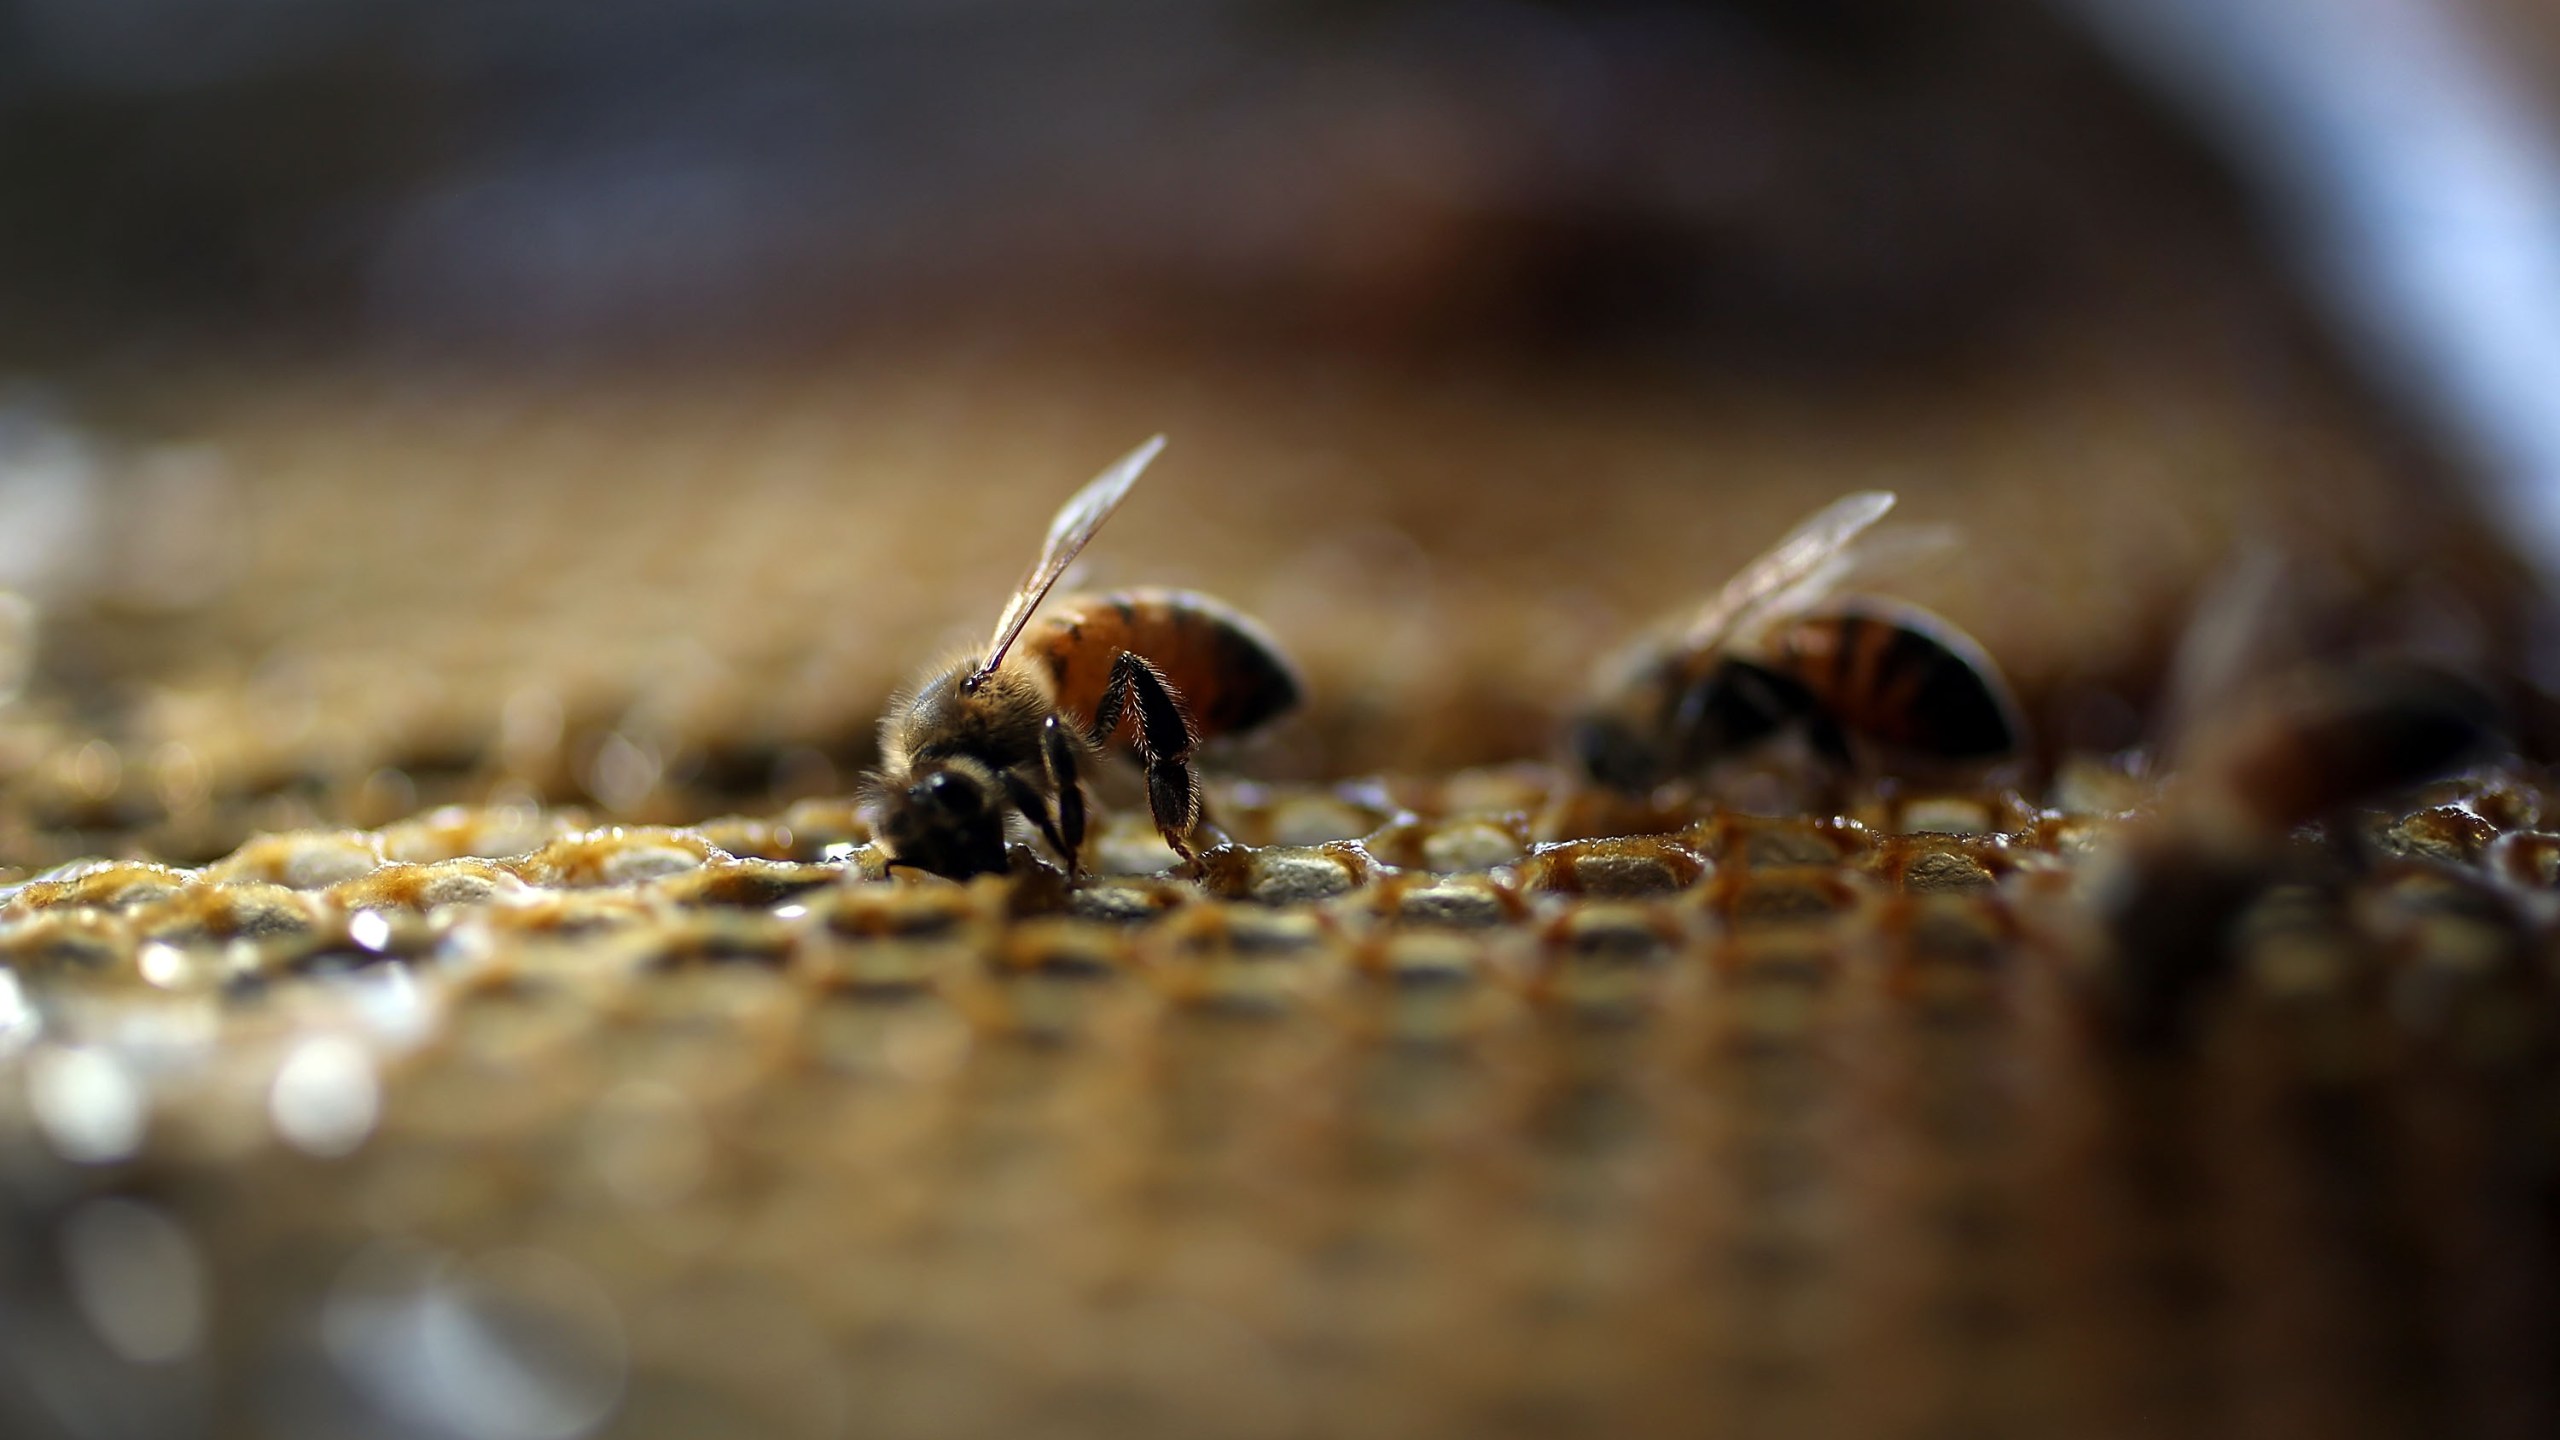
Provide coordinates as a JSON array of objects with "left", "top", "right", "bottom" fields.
[
  {"left": 1835, "top": 521, "right": 1958, "bottom": 589},
  {"left": 1681, "top": 489, "right": 1897, "bottom": 651},
  {"left": 2158, "top": 547, "right": 2343, "bottom": 764},
  {"left": 972, "top": 435, "right": 1165, "bottom": 684},
  {"left": 1742, "top": 520, "right": 1960, "bottom": 629}
]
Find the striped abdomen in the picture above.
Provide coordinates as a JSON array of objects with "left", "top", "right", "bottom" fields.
[
  {"left": 1758, "top": 599, "right": 2022, "bottom": 759},
  {"left": 1024, "top": 588, "right": 1302, "bottom": 749}
]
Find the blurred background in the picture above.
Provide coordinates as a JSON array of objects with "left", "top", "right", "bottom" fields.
[
  {"left": 0, "top": 0, "right": 2553, "bottom": 860},
  {"left": 0, "top": 0, "right": 2369, "bottom": 352}
]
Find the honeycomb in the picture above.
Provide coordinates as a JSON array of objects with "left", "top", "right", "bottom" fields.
[
  {"left": 1, "top": 347, "right": 2554, "bottom": 1440},
  {"left": 6, "top": 757, "right": 2558, "bottom": 1440}
]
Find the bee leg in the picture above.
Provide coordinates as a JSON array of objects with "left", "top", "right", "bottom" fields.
[
  {"left": 997, "top": 770, "right": 1075, "bottom": 874},
  {"left": 1042, "top": 715, "right": 1087, "bottom": 877},
  {"left": 1092, "top": 651, "right": 1203, "bottom": 867}
]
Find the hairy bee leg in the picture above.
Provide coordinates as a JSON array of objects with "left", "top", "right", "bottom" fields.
[
  {"left": 997, "top": 770, "right": 1074, "bottom": 870},
  {"left": 1085, "top": 661, "right": 1131, "bottom": 745},
  {"left": 1091, "top": 651, "right": 1203, "bottom": 865},
  {"left": 1042, "top": 715, "right": 1087, "bottom": 877}
]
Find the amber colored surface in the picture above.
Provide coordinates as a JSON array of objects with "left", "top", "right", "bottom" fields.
[
  {"left": 1, "top": 327, "right": 2554, "bottom": 1440},
  {"left": 2, "top": 765, "right": 2557, "bottom": 1440}
]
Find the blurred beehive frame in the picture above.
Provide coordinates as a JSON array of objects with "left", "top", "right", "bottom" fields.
[{"left": 4, "top": 2, "right": 2560, "bottom": 1439}]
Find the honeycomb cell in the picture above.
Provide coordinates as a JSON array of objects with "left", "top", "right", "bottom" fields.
[
  {"left": 1895, "top": 796, "right": 1998, "bottom": 836},
  {"left": 1885, "top": 894, "right": 2012, "bottom": 968},
  {"left": 1236, "top": 789, "right": 1395, "bottom": 848},
  {"left": 798, "top": 885, "right": 987, "bottom": 994},
  {"left": 1718, "top": 868, "right": 1862, "bottom": 930},
  {"left": 1716, "top": 815, "right": 1871, "bottom": 870},
  {"left": 1518, "top": 837, "right": 1708, "bottom": 898},
  {"left": 652, "top": 860, "right": 843, "bottom": 910},
  {"left": 1719, "top": 930, "right": 1834, "bottom": 991},
  {"left": 1148, "top": 902, "right": 1340, "bottom": 1012},
  {"left": 130, "top": 882, "right": 322, "bottom": 949},
  {"left": 4, "top": 861, "right": 195, "bottom": 917},
  {"left": 206, "top": 830, "right": 386, "bottom": 889},
  {"left": 1524, "top": 902, "right": 1694, "bottom": 1020},
  {"left": 1881, "top": 837, "right": 2010, "bottom": 893},
  {"left": 1417, "top": 819, "right": 1530, "bottom": 872},
  {"left": 515, "top": 827, "right": 726, "bottom": 887},
  {"left": 1066, "top": 878, "right": 1193, "bottom": 926},
  {"left": 1341, "top": 931, "right": 1518, "bottom": 1043},
  {"left": 1352, "top": 929, "right": 1491, "bottom": 988},
  {"left": 480, "top": 890, "right": 661, "bottom": 938},
  {"left": 328, "top": 859, "right": 528, "bottom": 913},
  {"left": 284, "top": 907, "right": 439, "bottom": 974},
  {"left": 637, "top": 911, "right": 804, "bottom": 969},
  {"left": 992, "top": 918, "right": 1132, "bottom": 980},
  {"left": 1200, "top": 841, "right": 1377, "bottom": 906},
  {"left": 2369, "top": 804, "right": 2502, "bottom": 865},
  {"left": 1360, "top": 874, "right": 1525, "bottom": 931},
  {"left": 0, "top": 908, "right": 137, "bottom": 975},
  {"left": 960, "top": 921, "right": 1147, "bottom": 1042},
  {"left": 1539, "top": 903, "right": 1690, "bottom": 969}
]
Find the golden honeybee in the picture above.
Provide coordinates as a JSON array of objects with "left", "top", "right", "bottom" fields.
[
  {"left": 867, "top": 437, "right": 1302, "bottom": 880},
  {"left": 1572, "top": 490, "right": 2024, "bottom": 791}
]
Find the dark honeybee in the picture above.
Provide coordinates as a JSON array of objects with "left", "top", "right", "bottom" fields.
[
  {"left": 1573, "top": 490, "right": 2023, "bottom": 791},
  {"left": 2170, "top": 662, "right": 2502, "bottom": 840},
  {"left": 2095, "top": 662, "right": 2502, "bottom": 1049},
  {"left": 2092, "top": 557, "right": 2505, "bottom": 1047},
  {"left": 867, "top": 437, "right": 1302, "bottom": 880}
]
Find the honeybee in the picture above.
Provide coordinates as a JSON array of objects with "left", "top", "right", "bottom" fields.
[
  {"left": 867, "top": 437, "right": 1302, "bottom": 880},
  {"left": 2091, "top": 555, "right": 2505, "bottom": 1046},
  {"left": 1572, "top": 490, "right": 2024, "bottom": 791}
]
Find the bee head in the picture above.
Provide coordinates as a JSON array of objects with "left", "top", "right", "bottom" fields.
[
  {"left": 869, "top": 761, "right": 1010, "bottom": 879},
  {"left": 1571, "top": 712, "right": 1669, "bottom": 793},
  {"left": 1577, "top": 656, "right": 1819, "bottom": 792}
]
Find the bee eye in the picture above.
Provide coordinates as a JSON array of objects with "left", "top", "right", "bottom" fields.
[{"left": 923, "top": 770, "right": 983, "bottom": 816}]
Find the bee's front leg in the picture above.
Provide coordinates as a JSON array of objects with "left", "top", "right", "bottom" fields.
[
  {"left": 998, "top": 767, "right": 1077, "bottom": 878},
  {"left": 1041, "top": 715, "right": 1087, "bottom": 878}
]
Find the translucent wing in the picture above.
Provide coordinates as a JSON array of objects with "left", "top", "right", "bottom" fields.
[
  {"left": 970, "top": 435, "right": 1164, "bottom": 686},
  {"left": 1831, "top": 521, "right": 1957, "bottom": 591},
  {"left": 2158, "top": 547, "right": 2316, "bottom": 761},
  {"left": 1681, "top": 490, "right": 1897, "bottom": 652}
]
